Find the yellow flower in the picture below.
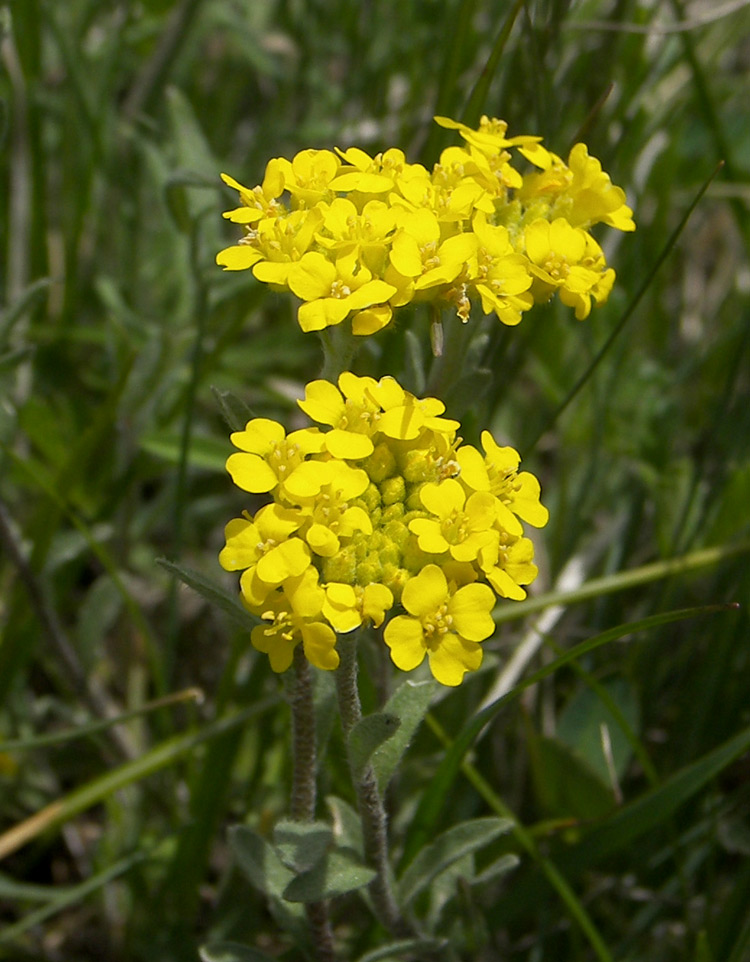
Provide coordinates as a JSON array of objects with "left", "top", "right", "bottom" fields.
[
  {"left": 383, "top": 564, "right": 495, "bottom": 686},
  {"left": 276, "top": 149, "right": 342, "bottom": 207},
  {"left": 219, "top": 504, "right": 311, "bottom": 606},
  {"left": 284, "top": 460, "right": 372, "bottom": 557},
  {"left": 298, "top": 372, "right": 458, "bottom": 449},
  {"left": 524, "top": 218, "right": 612, "bottom": 319},
  {"left": 470, "top": 213, "right": 533, "bottom": 326},
  {"left": 226, "top": 418, "right": 325, "bottom": 495},
  {"left": 315, "top": 198, "right": 396, "bottom": 276},
  {"left": 478, "top": 534, "right": 538, "bottom": 601},
  {"left": 331, "top": 147, "right": 427, "bottom": 198},
  {"left": 457, "top": 432, "right": 549, "bottom": 529},
  {"left": 250, "top": 566, "right": 339, "bottom": 671},
  {"left": 389, "top": 209, "right": 478, "bottom": 292},
  {"left": 218, "top": 166, "right": 286, "bottom": 226},
  {"left": 322, "top": 582, "right": 394, "bottom": 633},
  {"left": 220, "top": 374, "right": 548, "bottom": 682},
  {"left": 408, "top": 478, "right": 498, "bottom": 562},
  {"left": 434, "top": 114, "right": 544, "bottom": 158},
  {"left": 287, "top": 251, "right": 397, "bottom": 333}
]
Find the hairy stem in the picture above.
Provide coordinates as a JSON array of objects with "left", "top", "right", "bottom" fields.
[
  {"left": 290, "top": 647, "right": 337, "bottom": 962},
  {"left": 335, "top": 636, "right": 413, "bottom": 938}
]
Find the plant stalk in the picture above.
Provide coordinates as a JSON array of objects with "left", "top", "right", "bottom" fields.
[
  {"left": 290, "top": 647, "right": 337, "bottom": 962},
  {"left": 334, "top": 635, "right": 413, "bottom": 938}
]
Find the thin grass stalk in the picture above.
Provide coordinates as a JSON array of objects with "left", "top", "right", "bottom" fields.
[
  {"left": 425, "top": 711, "right": 616, "bottom": 962},
  {"left": 165, "top": 221, "right": 209, "bottom": 685}
]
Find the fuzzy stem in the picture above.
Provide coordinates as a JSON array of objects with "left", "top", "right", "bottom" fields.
[
  {"left": 335, "top": 636, "right": 413, "bottom": 938},
  {"left": 318, "top": 325, "right": 359, "bottom": 381},
  {"left": 290, "top": 647, "right": 337, "bottom": 962}
]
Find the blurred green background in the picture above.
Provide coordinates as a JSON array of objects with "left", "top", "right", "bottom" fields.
[{"left": 1, "top": 0, "right": 749, "bottom": 959}]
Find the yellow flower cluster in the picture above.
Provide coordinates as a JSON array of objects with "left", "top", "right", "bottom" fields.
[
  {"left": 220, "top": 373, "right": 548, "bottom": 686},
  {"left": 217, "top": 115, "right": 634, "bottom": 335}
]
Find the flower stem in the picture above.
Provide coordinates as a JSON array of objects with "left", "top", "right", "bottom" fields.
[
  {"left": 290, "top": 646, "right": 337, "bottom": 962},
  {"left": 319, "top": 325, "right": 358, "bottom": 381},
  {"left": 334, "top": 635, "right": 413, "bottom": 938}
]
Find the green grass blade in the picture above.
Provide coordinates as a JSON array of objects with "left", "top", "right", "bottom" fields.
[
  {"left": 0, "top": 847, "right": 153, "bottom": 944},
  {"left": 401, "top": 603, "right": 732, "bottom": 870},
  {"left": 0, "top": 700, "right": 276, "bottom": 861},
  {"left": 0, "top": 687, "right": 203, "bottom": 753},
  {"left": 461, "top": 0, "right": 526, "bottom": 126},
  {"left": 493, "top": 540, "right": 750, "bottom": 624},
  {"left": 526, "top": 160, "right": 723, "bottom": 451}
]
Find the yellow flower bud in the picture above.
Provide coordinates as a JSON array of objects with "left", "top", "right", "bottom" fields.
[
  {"left": 321, "top": 547, "right": 357, "bottom": 584},
  {"left": 381, "top": 475, "right": 406, "bottom": 505},
  {"left": 365, "top": 442, "right": 398, "bottom": 483}
]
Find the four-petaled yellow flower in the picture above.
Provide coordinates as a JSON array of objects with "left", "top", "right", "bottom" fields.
[{"left": 384, "top": 565, "right": 496, "bottom": 686}]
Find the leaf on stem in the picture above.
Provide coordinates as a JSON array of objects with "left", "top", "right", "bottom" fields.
[
  {"left": 397, "top": 816, "right": 513, "bottom": 908},
  {"left": 282, "top": 847, "right": 376, "bottom": 902},
  {"left": 273, "top": 819, "right": 332, "bottom": 873},
  {"left": 157, "top": 558, "right": 258, "bottom": 629},
  {"left": 347, "top": 712, "right": 400, "bottom": 781},
  {"left": 371, "top": 680, "right": 437, "bottom": 792}
]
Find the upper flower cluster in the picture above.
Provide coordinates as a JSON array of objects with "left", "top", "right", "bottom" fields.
[
  {"left": 217, "top": 115, "right": 634, "bottom": 335},
  {"left": 220, "top": 373, "right": 548, "bottom": 686}
]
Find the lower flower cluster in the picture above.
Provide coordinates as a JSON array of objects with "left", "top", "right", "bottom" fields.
[{"left": 220, "top": 373, "right": 548, "bottom": 686}]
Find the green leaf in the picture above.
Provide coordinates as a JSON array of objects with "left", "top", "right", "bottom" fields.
[
  {"left": 272, "top": 819, "right": 332, "bottom": 873},
  {"left": 401, "top": 605, "right": 730, "bottom": 870},
  {"left": 229, "top": 826, "right": 294, "bottom": 899},
  {"left": 282, "top": 847, "right": 376, "bottom": 903},
  {"left": 528, "top": 734, "right": 614, "bottom": 821},
  {"left": 694, "top": 931, "right": 714, "bottom": 962},
  {"left": 556, "top": 678, "right": 639, "bottom": 783},
  {"left": 471, "top": 853, "right": 520, "bottom": 886},
  {"left": 0, "top": 277, "right": 50, "bottom": 345},
  {"left": 371, "top": 680, "right": 437, "bottom": 793},
  {"left": 398, "top": 817, "right": 512, "bottom": 908},
  {"left": 354, "top": 938, "right": 447, "bottom": 962},
  {"left": 140, "top": 430, "right": 228, "bottom": 471},
  {"left": 0, "top": 345, "right": 34, "bottom": 373},
  {"left": 568, "top": 721, "right": 750, "bottom": 870},
  {"left": 211, "top": 386, "right": 258, "bottom": 433},
  {"left": 326, "top": 795, "right": 364, "bottom": 855},
  {"left": 200, "top": 942, "right": 278, "bottom": 962},
  {"left": 157, "top": 558, "right": 258, "bottom": 630},
  {"left": 0, "top": 848, "right": 150, "bottom": 944},
  {"left": 347, "top": 712, "right": 400, "bottom": 781},
  {"left": 0, "top": 704, "right": 275, "bottom": 861}
]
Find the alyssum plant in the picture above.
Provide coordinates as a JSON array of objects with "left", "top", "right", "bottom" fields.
[{"left": 206, "top": 115, "right": 633, "bottom": 962}]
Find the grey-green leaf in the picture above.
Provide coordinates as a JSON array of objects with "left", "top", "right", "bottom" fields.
[
  {"left": 354, "top": 937, "right": 447, "bottom": 962},
  {"left": 200, "top": 942, "right": 278, "bottom": 962},
  {"left": 157, "top": 558, "right": 258, "bottom": 630},
  {"left": 327, "top": 795, "right": 364, "bottom": 856},
  {"left": 471, "top": 853, "right": 520, "bottom": 886},
  {"left": 211, "top": 386, "right": 257, "bottom": 433},
  {"left": 229, "top": 826, "right": 294, "bottom": 899},
  {"left": 273, "top": 819, "right": 332, "bottom": 873},
  {"left": 348, "top": 712, "right": 400, "bottom": 780},
  {"left": 283, "top": 848, "right": 376, "bottom": 902},
  {"left": 398, "top": 817, "right": 513, "bottom": 907},
  {"left": 372, "top": 680, "right": 437, "bottom": 792}
]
